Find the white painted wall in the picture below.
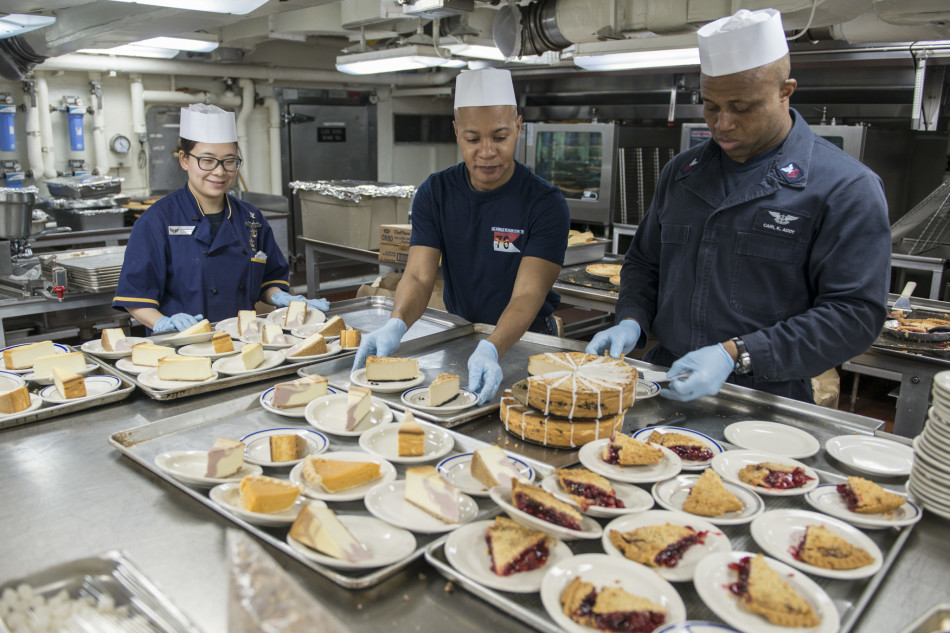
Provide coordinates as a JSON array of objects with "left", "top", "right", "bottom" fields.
[{"left": 386, "top": 93, "right": 459, "bottom": 188}]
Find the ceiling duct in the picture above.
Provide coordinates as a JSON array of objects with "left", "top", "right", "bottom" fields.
[
  {"left": 0, "top": 36, "right": 46, "bottom": 80},
  {"left": 493, "top": 0, "right": 572, "bottom": 59}
]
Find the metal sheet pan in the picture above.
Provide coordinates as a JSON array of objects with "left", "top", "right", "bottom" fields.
[
  {"left": 108, "top": 392, "right": 554, "bottom": 590},
  {"left": 562, "top": 239, "right": 610, "bottom": 266},
  {"left": 0, "top": 351, "right": 136, "bottom": 432},
  {"left": 426, "top": 464, "right": 915, "bottom": 633},
  {"left": 0, "top": 550, "right": 201, "bottom": 633}
]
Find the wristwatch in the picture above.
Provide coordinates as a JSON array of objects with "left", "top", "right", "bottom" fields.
[{"left": 730, "top": 337, "right": 753, "bottom": 375}]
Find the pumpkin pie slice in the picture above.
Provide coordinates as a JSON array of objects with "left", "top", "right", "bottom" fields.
[
  {"left": 728, "top": 554, "right": 821, "bottom": 627},
  {"left": 682, "top": 469, "right": 743, "bottom": 517}
]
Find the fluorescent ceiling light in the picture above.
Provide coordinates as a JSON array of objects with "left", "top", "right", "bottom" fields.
[
  {"left": 133, "top": 36, "right": 218, "bottom": 52},
  {"left": 444, "top": 44, "right": 507, "bottom": 61},
  {"left": 574, "top": 47, "right": 700, "bottom": 71},
  {"left": 336, "top": 45, "right": 465, "bottom": 75},
  {"left": 79, "top": 45, "right": 180, "bottom": 59},
  {"left": 104, "top": 0, "right": 268, "bottom": 15},
  {"left": 0, "top": 14, "right": 55, "bottom": 39}
]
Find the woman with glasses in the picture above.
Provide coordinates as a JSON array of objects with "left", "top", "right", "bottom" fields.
[{"left": 113, "top": 104, "right": 327, "bottom": 332}]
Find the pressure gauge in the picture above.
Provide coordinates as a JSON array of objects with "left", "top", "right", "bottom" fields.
[{"left": 110, "top": 134, "right": 131, "bottom": 154}]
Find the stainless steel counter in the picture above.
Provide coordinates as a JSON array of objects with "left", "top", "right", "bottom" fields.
[{"left": 1, "top": 379, "right": 948, "bottom": 633}]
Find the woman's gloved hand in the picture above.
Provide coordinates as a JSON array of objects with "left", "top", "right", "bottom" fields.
[
  {"left": 271, "top": 290, "right": 330, "bottom": 312},
  {"left": 585, "top": 319, "right": 642, "bottom": 358},
  {"left": 661, "top": 343, "right": 734, "bottom": 401},
  {"left": 154, "top": 312, "right": 204, "bottom": 333},
  {"left": 352, "top": 318, "right": 408, "bottom": 371},
  {"left": 467, "top": 340, "right": 503, "bottom": 405}
]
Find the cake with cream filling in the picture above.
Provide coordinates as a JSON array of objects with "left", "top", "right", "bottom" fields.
[
  {"left": 340, "top": 329, "right": 361, "bottom": 348},
  {"left": 101, "top": 328, "right": 130, "bottom": 352},
  {"left": 397, "top": 411, "right": 425, "bottom": 457},
  {"left": 131, "top": 342, "right": 175, "bottom": 367},
  {"left": 405, "top": 465, "right": 460, "bottom": 523},
  {"left": 157, "top": 356, "right": 213, "bottom": 381},
  {"left": 32, "top": 351, "right": 86, "bottom": 380},
  {"left": 512, "top": 480, "right": 582, "bottom": 530},
  {"left": 211, "top": 331, "right": 234, "bottom": 353},
  {"left": 286, "top": 333, "right": 327, "bottom": 358},
  {"left": 205, "top": 438, "right": 244, "bottom": 477},
  {"left": 471, "top": 445, "right": 521, "bottom": 490},
  {"left": 283, "top": 301, "right": 307, "bottom": 328},
  {"left": 302, "top": 456, "right": 381, "bottom": 492},
  {"left": 486, "top": 516, "right": 550, "bottom": 576},
  {"left": 526, "top": 352, "right": 637, "bottom": 419},
  {"left": 345, "top": 386, "right": 372, "bottom": 430},
  {"left": 237, "top": 310, "right": 259, "bottom": 337},
  {"left": 365, "top": 356, "right": 418, "bottom": 382},
  {"left": 271, "top": 374, "right": 328, "bottom": 409},
  {"left": 269, "top": 434, "right": 307, "bottom": 462},
  {"left": 52, "top": 367, "right": 86, "bottom": 399},
  {"left": 240, "top": 343, "right": 265, "bottom": 370},
  {"left": 290, "top": 505, "right": 370, "bottom": 562},
  {"left": 239, "top": 475, "right": 299, "bottom": 513},
  {"left": 3, "top": 341, "right": 56, "bottom": 370},
  {"left": 177, "top": 319, "right": 212, "bottom": 336},
  {"left": 0, "top": 385, "right": 31, "bottom": 414},
  {"left": 560, "top": 577, "right": 667, "bottom": 633},
  {"left": 261, "top": 323, "right": 287, "bottom": 345},
  {"left": 429, "top": 373, "right": 460, "bottom": 407},
  {"left": 318, "top": 315, "right": 345, "bottom": 338}
]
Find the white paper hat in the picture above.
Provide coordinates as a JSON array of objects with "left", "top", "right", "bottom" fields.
[
  {"left": 697, "top": 8, "right": 789, "bottom": 77},
  {"left": 179, "top": 103, "right": 237, "bottom": 143},
  {"left": 454, "top": 68, "right": 517, "bottom": 109}
]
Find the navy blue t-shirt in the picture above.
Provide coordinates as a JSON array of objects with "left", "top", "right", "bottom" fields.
[{"left": 410, "top": 161, "right": 570, "bottom": 331}]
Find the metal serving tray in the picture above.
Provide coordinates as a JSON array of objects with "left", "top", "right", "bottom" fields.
[
  {"left": 0, "top": 351, "right": 135, "bottom": 432},
  {"left": 425, "top": 464, "right": 915, "bottom": 633},
  {"left": 0, "top": 550, "right": 201, "bottom": 633},
  {"left": 109, "top": 392, "right": 553, "bottom": 590},
  {"left": 898, "top": 603, "right": 950, "bottom": 633},
  {"left": 563, "top": 239, "right": 610, "bottom": 266}
]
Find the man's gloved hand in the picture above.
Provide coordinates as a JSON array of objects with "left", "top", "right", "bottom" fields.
[
  {"left": 467, "top": 340, "right": 503, "bottom": 405},
  {"left": 661, "top": 343, "right": 734, "bottom": 402},
  {"left": 154, "top": 312, "right": 204, "bottom": 333},
  {"left": 352, "top": 318, "right": 408, "bottom": 371},
  {"left": 271, "top": 290, "right": 330, "bottom": 312},
  {"left": 585, "top": 320, "right": 642, "bottom": 358}
]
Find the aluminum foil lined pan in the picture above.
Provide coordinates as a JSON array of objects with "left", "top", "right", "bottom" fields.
[{"left": 290, "top": 180, "right": 416, "bottom": 202}]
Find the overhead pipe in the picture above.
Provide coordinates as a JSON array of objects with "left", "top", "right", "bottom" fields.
[
  {"left": 89, "top": 72, "right": 109, "bottom": 176},
  {"left": 22, "top": 82, "right": 44, "bottom": 181},
  {"left": 34, "top": 76, "right": 57, "bottom": 178},
  {"left": 141, "top": 90, "right": 241, "bottom": 106},
  {"left": 263, "top": 97, "right": 282, "bottom": 196},
  {"left": 236, "top": 79, "right": 255, "bottom": 154}
]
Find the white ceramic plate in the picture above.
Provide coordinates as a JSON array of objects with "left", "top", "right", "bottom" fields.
[
  {"left": 114, "top": 358, "right": 152, "bottom": 375},
  {"left": 632, "top": 426, "right": 724, "bottom": 470},
  {"left": 693, "top": 551, "right": 839, "bottom": 633},
  {"left": 281, "top": 342, "right": 344, "bottom": 363},
  {"left": 38, "top": 375, "right": 121, "bottom": 404},
  {"left": 915, "top": 433, "right": 950, "bottom": 469},
  {"left": 749, "top": 509, "right": 883, "bottom": 580},
  {"left": 304, "top": 393, "right": 393, "bottom": 436},
  {"left": 211, "top": 349, "right": 284, "bottom": 376},
  {"left": 540, "top": 553, "right": 687, "bottom": 633},
  {"left": 0, "top": 370, "right": 26, "bottom": 391},
  {"left": 578, "top": 439, "right": 683, "bottom": 484},
  {"left": 358, "top": 418, "right": 454, "bottom": 464},
  {"left": 825, "top": 435, "right": 915, "bottom": 477},
  {"left": 652, "top": 474, "right": 764, "bottom": 526},
  {"left": 259, "top": 385, "right": 339, "bottom": 418},
  {"left": 436, "top": 452, "right": 535, "bottom": 497},
  {"left": 286, "top": 514, "right": 415, "bottom": 570},
  {"left": 153, "top": 329, "right": 215, "bottom": 347},
  {"left": 444, "top": 520, "right": 573, "bottom": 594},
  {"left": 400, "top": 386, "right": 478, "bottom": 414},
  {"left": 23, "top": 362, "right": 97, "bottom": 385},
  {"left": 288, "top": 451, "right": 396, "bottom": 502},
  {"left": 268, "top": 306, "right": 326, "bottom": 331},
  {"left": 711, "top": 450, "right": 819, "bottom": 497},
  {"left": 214, "top": 316, "right": 268, "bottom": 339},
  {"left": 153, "top": 450, "right": 262, "bottom": 488},
  {"left": 489, "top": 486, "right": 602, "bottom": 541},
  {"left": 1, "top": 343, "right": 71, "bottom": 372},
  {"left": 364, "top": 480, "right": 477, "bottom": 534},
  {"left": 655, "top": 623, "right": 742, "bottom": 633},
  {"left": 908, "top": 483, "right": 950, "bottom": 521},
  {"left": 723, "top": 421, "right": 820, "bottom": 459},
  {"left": 0, "top": 392, "right": 42, "bottom": 419},
  {"left": 601, "top": 510, "right": 732, "bottom": 582},
  {"left": 803, "top": 484, "right": 922, "bottom": 529},
  {"left": 178, "top": 340, "right": 244, "bottom": 358},
  {"left": 349, "top": 367, "right": 424, "bottom": 393},
  {"left": 238, "top": 427, "right": 328, "bottom": 468},
  {"left": 637, "top": 379, "right": 661, "bottom": 399},
  {"left": 540, "top": 474, "right": 654, "bottom": 518},
  {"left": 239, "top": 332, "right": 301, "bottom": 350},
  {"left": 209, "top": 482, "right": 308, "bottom": 527},
  {"left": 80, "top": 338, "right": 147, "bottom": 360},
  {"left": 137, "top": 367, "right": 218, "bottom": 391}
]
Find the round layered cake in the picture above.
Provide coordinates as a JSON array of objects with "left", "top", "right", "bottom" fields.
[
  {"left": 500, "top": 389, "right": 624, "bottom": 448},
  {"left": 526, "top": 352, "right": 637, "bottom": 419}
]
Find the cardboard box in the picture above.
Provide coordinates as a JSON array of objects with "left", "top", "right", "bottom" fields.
[
  {"left": 298, "top": 190, "right": 411, "bottom": 251},
  {"left": 378, "top": 242, "right": 410, "bottom": 265},
  {"left": 380, "top": 224, "right": 412, "bottom": 247}
]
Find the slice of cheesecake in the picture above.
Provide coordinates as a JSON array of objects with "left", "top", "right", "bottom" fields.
[
  {"left": 101, "top": 327, "right": 130, "bottom": 352},
  {"left": 302, "top": 456, "right": 382, "bottom": 493},
  {"left": 318, "top": 315, "right": 345, "bottom": 338},
  {"left": 284, "top": 301, "right": 308, "bottom": 328},
  {"left": 269, "top": 434, "right": 307, "bottom": 462},
  {"left": 3, "top": 341, "right": 56, "bottom": 370},
  {"left": 429, "top": 373, "right": 460, "bottom": 407},
  {"left": 397, "top": 411, "right": 425, "bottom": 457},
  {"left": 261, "top": 323, "right": 287, "bottom": 345},
  {"left": 241, "top": 343, "right": 265, "bottom": 370},
  {"left": 177, "top": 319, "right": 212, "bottom": 336},
  {"left": 237, "top": 310, "right": 259, "bottom": 337},
  {"left": 32, "top": 351, "right": 86, "bottom": 380},
  {"left": 365, "top": 356, "right": 418, "bottom": 382},
  {"left": 206, "top": 438, "right": 245, "bottom": 477},
  {"left": 0, "top": 385, "right": 31, "bottom": 414},
  {"left": 289, "top": 505, "right": 371, "bottom": 562},
  {"left": 345, "top": 386, "right": 372, "bottom": 430},
  {"left": 471, "top": 445, "right": 522, "bottom": 490},
  {"left": 52, "top": 367, "right": 86, "bottom": 399},
  {"left": 239, "top": 475, "right": 300, "bottom": 513},
  {"left": 271, "top": 374, "right": 328, "bottom": 409},
  {"left": 131, "top": 342, "right": 176, "bottom": 367},
  {"left": 211, "top": 331, "right": 234, "bottom": 353},
  {"left": 339, "top": 329, "right": 361, "bottom": 348},
  {"left": 157, "top": 356, "right": 213, "bottom": 381},
  {"left": 286, "top": 333, "right": 327, "bottom": 358},
  {"left": 405, "top": 465, "right": 460, "bottom": 524}
]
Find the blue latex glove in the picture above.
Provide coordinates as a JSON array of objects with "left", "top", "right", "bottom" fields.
[
  {"left": 271, "top": 290, "right": 330, "bottom": 312},
  {"left": 585, "top": 320, "right": 642, "bottom": 358},
  {"left": 352, "top": 318, "right": 408, "bottom": 371},
  {"left": 467, "top": 340, "right": 503, "bottom": 405},
  {"left": 154, "top": 312, "right": 203, "bottom": 333},
  {"left": 661, "top": 343, "right": 734, "bottom": 402}
]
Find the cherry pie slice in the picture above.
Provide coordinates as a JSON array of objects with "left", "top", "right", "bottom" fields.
[
  {"left": 609, "top": 523, "right": 708, "bottom": 568},
  {"left": 485, "top": 516, "right": 550, "bottom": 576},
  {"left": 555, "top": 468, "right": 625, "bottom": 510},
  {"left": 560, "top": 577, "right": 667, "bottom": 633},
  {"left": 793, "top": 525, "right": 874, "bottom": 570},
  {"left": 836, "top": 476, "right": 906, "bottom": 514},
  {"left": 738, "top": 462, "right": 814, "bottom": 490},
  {"left": 728, "top": 554, "right": 821, "bottom": 628},
  {"left": 511, "top": 479, "right": 583, "bottom": 530},
  {"left": 682, "top": 469, "right": 743, "bottom": 517},
  {"left": 601, "top": 432, "right": 664, "bottom": 466},
  {"left": 647, "top": 431, "right": 713, "bottom": 462}
]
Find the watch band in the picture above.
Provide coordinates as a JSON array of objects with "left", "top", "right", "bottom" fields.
[{"left": 731, "top": 337, "right": 753, "bottom": 375}]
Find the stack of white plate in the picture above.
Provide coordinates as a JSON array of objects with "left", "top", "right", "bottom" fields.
[{"left": 908, "top": 371, "right": 950, "bottom": 520}]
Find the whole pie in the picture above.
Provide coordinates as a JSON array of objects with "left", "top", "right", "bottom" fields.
[
  {"left": 485, "top": 516, "right": 550, "bottom": 576},
  {"left": 601, "top": 432, "right": 664, "bottom": 466},
  {"left": 836, "top": 476, "right": 906, "bottom": 514},
  {"left": 512, "top": 480, "right": 583, "bottom": 530},
  {"left": 586, "top": 263, "right": 623, "bottom": 277},
  {"left": 794, "top": 525, "right": 874, "bottom": 570},
  {"left": 560, "top": 577, "right": 667, "bottom": 633},
  {"left": 738, "top": 462, "right": 814, "bottom": 490},
  {"left": 728, "top": 554, "right": 821, "bottom": 627},
  {"left": 555, "top": 468, "right": 625, "bottom": 510},
  {"left": 647, "top": 431, "right": 713, "bottom": 462},
  {"left": 682, "top": 470, "right": 743, "bottom": 517},
  {"left": 609, "top": 523, "right": 708, "bottom": 568}
]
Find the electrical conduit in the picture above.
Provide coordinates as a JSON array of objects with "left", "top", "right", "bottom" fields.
[{"left": 264, "top": 96, "right": 282, "bottom": 196}]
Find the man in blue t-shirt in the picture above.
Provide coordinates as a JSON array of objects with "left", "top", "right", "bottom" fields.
[{"left": 353, "top": 68, "right": 570, "bottom": 403}]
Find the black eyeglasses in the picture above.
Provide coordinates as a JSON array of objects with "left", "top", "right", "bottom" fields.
[{"left": 185, "top": 152, "right": 243, "bottom": 172}]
